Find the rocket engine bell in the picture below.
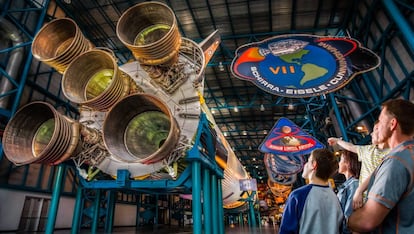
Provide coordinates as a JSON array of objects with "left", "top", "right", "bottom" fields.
[
  {"left": 103, "top": 93, "right": 180, "bottom": 164},
  {"left": 31, "top": 18, "right": 93, "bottom": 74},
  {"left": 2, "top": 102, "right": 81, "bottom": 166},
  {"left": 116, "top": 1, "right": 181, "bottom": 66},
  {"left": 62, "top": 49, "right": 138, "bottom": 111}
]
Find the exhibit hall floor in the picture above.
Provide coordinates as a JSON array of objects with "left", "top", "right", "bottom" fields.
[{"left": 51, "top": 224, "right": 279, "bottom": 233}]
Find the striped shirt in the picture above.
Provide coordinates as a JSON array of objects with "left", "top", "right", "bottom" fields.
[{"left": 356, "top": 145, "right": 389, "bottom": 185}]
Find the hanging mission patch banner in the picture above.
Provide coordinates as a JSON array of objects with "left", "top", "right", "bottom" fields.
[
  {"left": 259, "top": 117, "right": 324, "bottom": 155},
  {"left": 231, "top": 34, "right": 380, "bottom": 98}
]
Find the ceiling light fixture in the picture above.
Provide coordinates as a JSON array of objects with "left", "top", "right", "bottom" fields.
[
  {"left": 288, "top": 102, "right": 295, "bottom": 111},
  {"left": 218, "top": 61, "right": 225, "bottom": 71},
  {"left": 233, "top": 106, "right": 239, "bottom": 112},
  {"left": 356, "top": 125, "right": 368, "bottom": 134},
  {"left": 260, "top": 104, "right": 265, "bottom": 111}
]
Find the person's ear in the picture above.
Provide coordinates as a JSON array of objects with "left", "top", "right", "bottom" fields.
[
  {"left": 390, "top": 117, "right": 398, "bottom": 131},
  {"left": 312, "top": 161, "right": 317, "bottom": 170}
]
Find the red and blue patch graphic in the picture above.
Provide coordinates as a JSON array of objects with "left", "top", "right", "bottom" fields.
[
  {"left": 231, "top": 34, "right": 380, "bottom": 98},
  {"left": 259, "top": 117, "right": 324, "bottom": 155}
]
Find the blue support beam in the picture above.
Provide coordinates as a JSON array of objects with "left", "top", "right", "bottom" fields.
[
  {"left": 217, "top": 178, "right": 225, "bottom": 234},
  {"left": 104, "top": 191, "right": 116, "bottom": 233},
  {"left": 91, "top": 189, "right": 101, "bottom": 234},
  {"left": 211, "top": 173, "right": 219, "bottom": 234},
  {"left": 238, "top": 190, "right": 257, "bottom": 228},
  {"left": 329, "top": 93, "right": 349, "bottom": 140},
  {"left": 71, "top": 187, "right": 83, "bottom": 234},
  {"left": 192, "top": 161, "right": 202, "bottom": 234},
  {"left": 203, "top": 168, "right": 212, "bottom": 233},
  {"left": 248, "top": 192, "right": 257, "bottom": 228},
  {"left": 382, "top": 0, "right": 414, "bottom": 53},
  {"left": 45, "top": 164, "right": 66, "bottom": 234}
]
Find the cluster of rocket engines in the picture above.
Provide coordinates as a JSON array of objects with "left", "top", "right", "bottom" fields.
[{"left": 2, "top": 2, "right": 251, "bottom": 209}]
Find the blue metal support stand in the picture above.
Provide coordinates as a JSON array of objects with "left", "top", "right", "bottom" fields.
[
  {"left": 91, "top": 189, "right": 101, "bottom": 234},
  {"left": 203, "top": 168, "right": 212, "bottom": 234},
  {"left": 72, "top": 187, "right": 83, "bottom": 234},
  {"left": 104, "top": 191, "right": 116, "bottom": 233},
  {"left": 71, "top": 185, "right": 118, "bottom": 233},
  {"left": 173, "top": 112, "right": 226, "bottom": 234},
  {"left": 239, "top": 190, "right": 257, "bottom": 228},
  {"left": 45, "top": 164, "right": 66, "bottom": 234},
  {"left": 217, "top": 178, "right": 225, "bottom": 234},
  {"left": 211, "top": 173, "right": 219, "bottom": 234},
  {"left": 192, "top": 161, "right": 202, "bottom": 234},
  {"left": 248, "top": 192, "right": 257, "bottom": 228}
]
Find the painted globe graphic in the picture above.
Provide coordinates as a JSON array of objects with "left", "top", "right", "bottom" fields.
[
  {"left": 260, "top": 44, "right": 337, "bottom": 88},
  {"left": 232, "top": 35, "right": 380, "bottom": 97}
]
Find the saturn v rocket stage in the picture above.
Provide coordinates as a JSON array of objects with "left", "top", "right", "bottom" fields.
[{"left": 2, "top": 2, "right": 251, "bottom": 210}]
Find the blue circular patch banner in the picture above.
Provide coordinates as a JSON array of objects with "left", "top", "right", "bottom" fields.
[{"left": 231, "top": 34, "right": 380, "bottom": 98}]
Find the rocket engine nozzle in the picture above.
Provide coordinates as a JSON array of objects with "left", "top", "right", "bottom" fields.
[
  {"left": 31, "top": 18, "right": 93, "bottom": 74},
  {"left": 103, "top": 93, "right": 180, "bottom": 164},
  {"left": 62, "top": 49, "right": 133, "bottom": 111},
  {"left": 2, "top": 102, "right": 81, "bottom": 165},
  {"left": 116, "top": 2, "right": 181, "bottom": 66}
]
